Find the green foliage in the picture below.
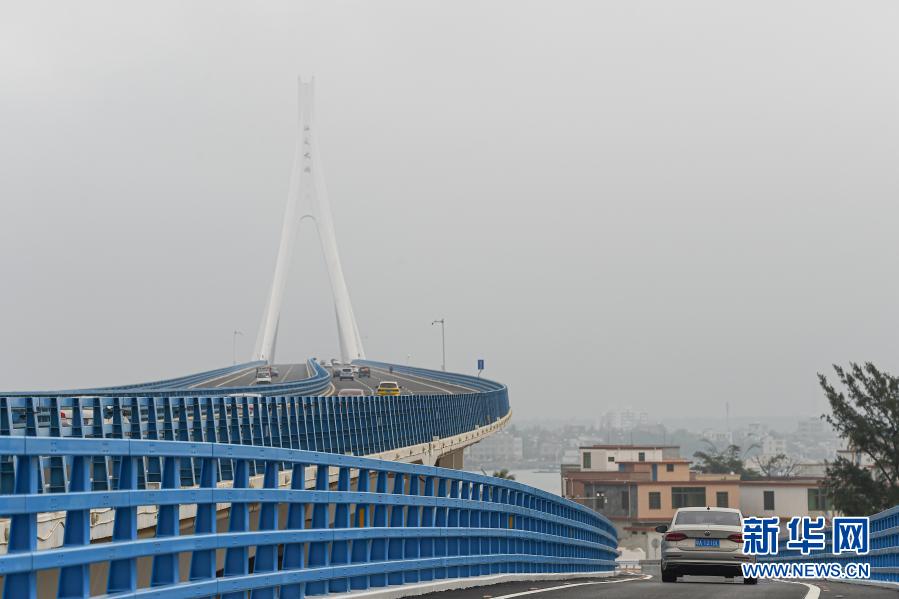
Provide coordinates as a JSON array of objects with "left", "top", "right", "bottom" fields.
[
  {"left": 693, "top": 443, "right": 759, "bottom": 479},
  {"left": 820, "top": 362, "right": 899, "bottom": 515},
  {"left": 491, "top": 468, "right": 516, "bottom": 480},
  {"left": 752, "top": 453, "right": 798, "bottom": 478}
]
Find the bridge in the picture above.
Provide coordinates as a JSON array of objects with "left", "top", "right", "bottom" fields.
[
  {"left": 0, "top": 79, "right": 619, "bottom": 599},
  {"left": 4, "top": 78, "right": 897, "bottom": 599}
]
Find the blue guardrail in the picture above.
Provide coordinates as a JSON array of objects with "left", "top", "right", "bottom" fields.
[{"left": 0, "top": 362, "right": 618, "bottom": 598}]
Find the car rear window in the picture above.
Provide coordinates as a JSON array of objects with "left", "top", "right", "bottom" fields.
[
  {"left": 675, "top": 510, "right": 741, "bottom": 526},
  {"left": 381, "top": 383, "right": 398, "bottom": 388}
]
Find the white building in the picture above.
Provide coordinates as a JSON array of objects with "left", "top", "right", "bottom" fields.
[
  {"left": 739, "top": 479, "right": 835, "bottom": 519},
  {"left": 466, "top": 430, "right": 523, "bottom": 464},
  {"left": 759, "top": 435, "right": 787, "bottom": 461},
  {"left": 577, "top": 445, "right": 681, "bottom": 472}
]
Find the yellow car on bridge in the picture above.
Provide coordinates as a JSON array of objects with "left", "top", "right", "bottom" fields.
[{"left": 376, "top": 381, "right": 401, "bottom": 396}]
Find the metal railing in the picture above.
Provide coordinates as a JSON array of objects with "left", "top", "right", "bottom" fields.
[
  {"left": 0, "top": 389, "right": 509, "bottom": 493},
  {"left": 0, "top": 439, "right": 617, "bottom": 598},
  {"left": 759, "top": 506, "right": 899, "bottom": 585},
  {"left": 0, "top": 361, "right": 609, "bottom": 599}
]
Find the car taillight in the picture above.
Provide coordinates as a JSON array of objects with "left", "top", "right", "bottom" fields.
[
  {"left": 728, "top": 533, "right": 743, "bottom": 543},
  {"left": 665, "top": 532, "right": 687, "bottom": 542}
]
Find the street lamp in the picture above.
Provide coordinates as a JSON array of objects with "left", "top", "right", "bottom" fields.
[
  {"left": 232, "top": 330, "right": 243, "bottom": 365},
  {"left": 431, "top": 318, "right": 445, "bottom": 371}
]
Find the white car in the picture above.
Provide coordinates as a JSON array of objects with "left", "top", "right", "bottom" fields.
[
  {"left": 337, "top": 388, "right": 364, "bottom": 397},
  {"left": 255, "top": 366, "right": 273, "bottom": 384},
  {"left": 656, "top": 507, "right": 756, "bottom": 584},
  {"left": 337, "top": 367, "right": 354, "bottom": 381}
]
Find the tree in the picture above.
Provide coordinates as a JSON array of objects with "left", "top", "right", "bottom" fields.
[
  {"left": 491, "top": 469, "right": 516, "bottom": 481},
  {"left": 820, "top": 362, "right": 899, "bottom": 515},
  {"left": 693, "top": 442, "right": 758, "bottom": 478},
  {"left": 751, "top": 453, "right": 798, "bottom": 478}
]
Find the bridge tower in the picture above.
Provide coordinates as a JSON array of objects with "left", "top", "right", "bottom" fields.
[{"left": 254, "top": 78, "right": 364, "bottom": 364}]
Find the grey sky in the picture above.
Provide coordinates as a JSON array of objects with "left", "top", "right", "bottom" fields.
[{"left": 1, "top": 1, "right": 897, "bottom": 422}]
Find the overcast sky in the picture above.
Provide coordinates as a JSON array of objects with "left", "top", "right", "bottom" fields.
[{"left": 1, "top": 1, "right": 897, "bottom": 422}]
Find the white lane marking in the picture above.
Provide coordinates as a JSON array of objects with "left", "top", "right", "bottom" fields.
[
  {"left": 773, "top": 580, "right": 821, "bottom": 599},
  {"left": 383, "top": 368, "right": 477, "bottom": 393},
  {"left": 352, "top": 378, "right": 377, "bottom": 394},
  {"left": 189, "top": 367, "right": 254, "bottom": 389},
  {"left": 370, "top": 367, "right": 456, "bottom": 394},
  {"left": 281, "top": 364, "right": 295, "bottom": 382},
  {"left": 487, "top": 575, "right": 651, "bottom": 599},
  {"left": 215, "top": 369, "right": 256, "bottom": 388}
]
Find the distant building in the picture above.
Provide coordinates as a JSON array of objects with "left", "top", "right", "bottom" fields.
[
  {"left": 837, "top": 448, "right": 876, "bottom": 470},
  {"left": 701, "top": 430, "right": 734, "bottom": 447},
  {"left": 761, "top": 435, "right": 787, "bottom": 457},
  {"left": 466, "top": 429, "right": 523, "bottom": 465},
  {"left": 600, "top": 410, "right": 649, "bottom": 431},
  {"left": 797, "top": 417, "right": 825, "bottom": 435},
  {"left": 561, "top": 444, "right": 741, "bottom": 556},
  {"left": 562, "top": 444, "right": 833, "bottom": 556},
  {"left": 746, "top": 422, "right": 767, "bottom": 438},
  {"left": 740, "top": 478, "right": 835, "bottom": 520}
]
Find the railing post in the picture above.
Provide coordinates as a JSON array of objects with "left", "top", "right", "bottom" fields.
[
  {"left": 281, "top": 462, "right": 307, "bottom": 599},
  {"left": 404, "top": 473, "right": 421, "bottom": 583},
  {"left": 129, "top": 397, "right": 147, "bottom": 489},
  {"left": 446, "top": 479, "right": 460, "bottom": 578},
  {"left": 458, "top": 481, "right": 471, "bottom": 578},
  {"left": 0, "top": 398, "right": 14, "bottom": 494},
  {"left": 387, "top": 471, "right": 407, "bottom": 585},
  {"left": 4, "top": 448, "right": 39, "bottom": 599},
  {"left": 221, "top": 458, "right": 250, "bottom": 599},
  {"left": 370, "top": 470, "right": 389, "bottom": 588},
  {"left": 251, "top": 460, "right": 280, "bottom": 599},
  {"left": 145, "top": 396, "right": 162, "bottom": 483},
  {"left": 419, "top": 475, "right": 436, "bottom": 582},
  {"left": 47, "top": 396, "right": 67, "bottom": 493},
  {"left": 89, "top": 397, "right": 109, "bottom": 490},
  {"left": 350, "top": 467, "right": 371, "bottom": 590},
  {"left": 176, "top": 397, "right": 195, "bottom": 486},
  {"left": 307, "top": 464, "right": 331, "bottom": 595},
  {"left": 217, "top": 397, "right": 234, "bottom": 480},
  {"left": 189, "top": 454, "right": 218, "bottom": 592},
  {"left": 433, "top": 477, "right": 448, "bottom": 580},
  {"left": 58, "top": 401, "right": 91, "bottom": 599},
  {"left": 329, "top": 466, "right": 351, "bottom": 592},
  {"left": 151, "top": 452, "right": 181, "bottom": 586},
  {"left": 239, "top": 395, "right": 256, "bottom": 476},
  {"left": 107, "top": 450, "right": 138, "bottom": 595}
]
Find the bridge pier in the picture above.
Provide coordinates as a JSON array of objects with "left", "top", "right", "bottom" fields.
[{"left": 435, "top": 447, "right": 464, "bottom": 470}]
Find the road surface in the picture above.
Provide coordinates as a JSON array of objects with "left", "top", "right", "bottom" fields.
[
  {"left": 191, "top": 361, "right": 475, "bottom": 396},
  {"left": 191, "top": 363, "right": 310, "bottom": 389},
  {"left": 330, "top": 365, "right": 476, "bottom": 396},
  {"left": 411, "top": 567, "right": 899, "bottom": 599}
]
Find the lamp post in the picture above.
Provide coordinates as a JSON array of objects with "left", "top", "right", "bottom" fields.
[
  {"left": 232, "top": 330, "right": 243, "bottom": 365},
  {"left": 431, "top": 318, "right": 445, "bottom": 371}
]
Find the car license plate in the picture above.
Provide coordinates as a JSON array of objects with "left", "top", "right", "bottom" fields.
[{"left": 695, "top": 538, "right": 720, "bottom": 548}]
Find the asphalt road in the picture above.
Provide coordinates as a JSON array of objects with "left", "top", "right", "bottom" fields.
[
  {"left": 329, "top": 365, "right": 476, "bottom": 396},
  {"left": 191, "top": 361, "right": 473, "bottom": 396},
  {"left": 412, "top": 568, "right": 899, "bottom": 599},
  {"left": 191, "top": 363, "right": 310, "bottom": 389}
]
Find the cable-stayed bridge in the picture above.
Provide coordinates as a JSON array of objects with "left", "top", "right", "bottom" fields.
[{"left": 0, "top": 80, "right": 618, "bottom": 599}]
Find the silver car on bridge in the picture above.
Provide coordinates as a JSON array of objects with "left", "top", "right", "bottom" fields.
[{"left": 655, "top": 506, "right": 757, "bottom": 584}]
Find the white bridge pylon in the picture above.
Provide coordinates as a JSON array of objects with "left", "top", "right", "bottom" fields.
[{"left": 254, "top": 78, "right": 365, "bottom": 364}]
